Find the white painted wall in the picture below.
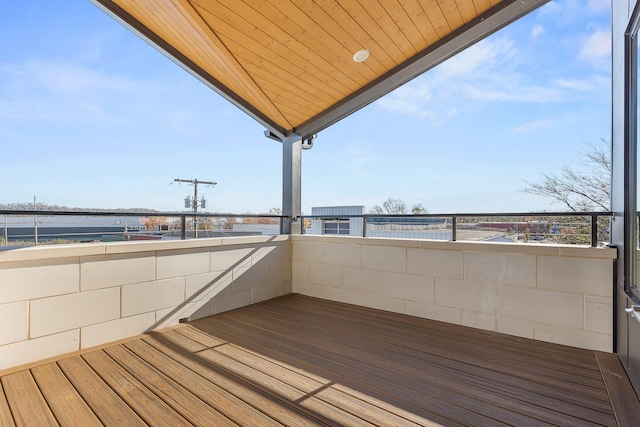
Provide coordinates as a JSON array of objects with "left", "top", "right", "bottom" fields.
[
  {"left": 0, "top": 236, "right": 291, "bottom": 371},
  {"left": 292, "top": 235, "right": 616, "bottom": 352}
]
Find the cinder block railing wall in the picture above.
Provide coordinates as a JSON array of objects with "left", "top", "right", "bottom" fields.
[
  {"left": 0, "top": 235, "right": 616, "bottom": 371},
  {"left": 0, "top": 236, "right": 291, "bottom": 371}
]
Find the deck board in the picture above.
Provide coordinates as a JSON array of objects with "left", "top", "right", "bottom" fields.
[
  {"left": 198, "top": 305, "right": 604, "bottom": 426},
  {"left": 596, "top": 351, "right": 640, "bottom": 426},
  {"left": 175, "top": 325, "right": 426, "bottom": 427},
  {"left": 262, "top": 298, "right": 612, "bottom": 400},
  {"left": 138, "top": 334, "right": 328, "bottom": 426},
  {"left": 102, "top": 344, "right": 237, "bottom": 427},
  {"left": 82, "top": 350, "right": 193, "bottom": 426},
  {"left": 182, "top": 319, "right": 467, "bottom": 426},
  {"left": 254, "top": 300, "right": 607, "bottom": 384},
  {"left": 1, "top": 370, "right": 58, "bottom": 426},
  {"left": 57, "top": 355, "right": 147, "bottom": 426},
  {"left": 231, "top": 300, "right": 615, "bottom": 425},
  {"left": 0, "top": 383, "right": 16, "bottom": 427},
  {"left": 0, "top": 294, "right": 637, "bottom": 426},
  {"left": 160, "top": 328, "right": 377, "bottom": 426},
  {"left": 272, "top": 296, "right": 605, "bottom": 373},
  {"left": 31, "top": 363, "right": 102, "bottom": 426},
  {"left": 123, "top": 339, "right": 286, "bottom": 427}
]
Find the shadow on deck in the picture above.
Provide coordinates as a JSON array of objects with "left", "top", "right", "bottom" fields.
[{"left": 1, "top": 294, "right": 639, "bottom": 426}]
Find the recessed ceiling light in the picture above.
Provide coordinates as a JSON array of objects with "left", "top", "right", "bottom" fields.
[{"left": 353, "top": 49, "right": 370, "bottom": 62}]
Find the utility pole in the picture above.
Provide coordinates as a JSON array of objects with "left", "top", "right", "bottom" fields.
[{"left": 173, "top": 178, "right": 216, "bottom": 238}]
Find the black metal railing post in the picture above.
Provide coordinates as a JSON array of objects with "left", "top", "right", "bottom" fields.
[
  {"left": 591, "top": 213, "right": 598, "bottom": 247},
  {"left": 451, "top": 216, "right": 457, "bottom": 242},
  {"left": 363, "top": 215, "right": 367, "bottom": 237},
  {"left": 180, "top": 216, "right": 186, "bottom": 240}
]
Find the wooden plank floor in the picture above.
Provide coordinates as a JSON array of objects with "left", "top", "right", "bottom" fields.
[{"left": 1, "top": 294, "right": 639, "bottom": 426}]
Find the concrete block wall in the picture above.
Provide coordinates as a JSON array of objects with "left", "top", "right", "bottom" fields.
[
  {"left": 0, "top": 233, "right": 618, "bottom": 371},
  {"left": 292, "top": 235, "right": 616, "bottom": 352},
  {"left": 0, "top": 236, "right": 291, "bottom": 371}
]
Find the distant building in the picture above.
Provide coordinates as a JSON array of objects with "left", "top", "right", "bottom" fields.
[
  {"left": 308, "top": 205, "right": 452, "bottom": 240},
  {"left": 309, "top": 206, "right": 364, "bottom": 236},
  {"left": 232, "top": 223, "right": 280, "bottom": 235}
]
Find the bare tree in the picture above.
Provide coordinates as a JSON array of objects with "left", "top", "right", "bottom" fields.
[
  {"left": 370, "top": 198, "right": 427, "bottom": 215},
  {"left": 523, "top": 138, "right": 610, "bottom": 211},
  {"left": 370, "top": 198, "right": 407, "bottom": 214},
  {"left": 411, "top": 203, "right": 428, "bottom": 214}
]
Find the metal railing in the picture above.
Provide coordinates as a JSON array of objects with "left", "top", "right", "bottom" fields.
[
  {"left": 298, "top": 211, "right": 613, "bottom": 247},
  {"left": 0, "top": 210, "right": 285, "bottom": 246},
  {"left": 0, "top": 209, "right": 614, "bottom": 247}
]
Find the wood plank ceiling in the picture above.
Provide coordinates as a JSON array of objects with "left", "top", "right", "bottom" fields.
[{"left": 92, "top": 0, "right": 548, "bottom": 140}]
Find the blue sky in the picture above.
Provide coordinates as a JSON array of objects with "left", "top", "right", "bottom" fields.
[{"left": 0, "top": 0, "right": 611, "bottom": 214}]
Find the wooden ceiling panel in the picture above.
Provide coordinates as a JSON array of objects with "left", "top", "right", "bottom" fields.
[
  {"left": 360, "top": 1, "right": 418, "bottom": 57},
  {"left": 456, "top": 1, "right": 481, "bottom": 24},
  {"left": 420, "top": 1, "right": 453, "bottom": 39},
  {"left": 223, "top": 37, "right": 341, "bottom": 105},
  {"left": 193, "top": 2, "right": 357, "bottom": 91},
  {"left": 113, "top": 0, "right": 290, "bottom": 128},
  {"left": 396, "top": 1, "right": 442, "bottom": 47},
  {"left": 294, "top": 1, "right": 388, "bottom": 73},
  {"left": 438, "top": 0, "right": 466, "bottom": 30},
  {"left": 192, "top": 1, "right": 354, "bottom": 119},
  {"left": 267, "top": 0, "right": 382, "bottom": 81},
  {"left": 222, "top": 37, "right": 340, "bottom": 119},
  {"left": 93, "top": 0, "right": 549, "bottom": 139},
  {"left": 223, "top": 0, "right": 373, "bottom": 87},
  {"left": 472, "top": 0, "right": 494, "bottom": 15},
  {"left": 339, "top": 1, "right": 410, "bottom": 64}
]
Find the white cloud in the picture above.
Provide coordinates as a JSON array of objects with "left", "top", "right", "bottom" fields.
[
  {"left": 553, "top": 75, "right": 609, "bottom": 92},
  {"left": 537, "top": 0, "right": 582, "bottom": 23},
  {"left": 463, "top": 83, "right": 563, "bottom": 103},
  {"left": 578, "top": 29, "right": 611, "bottom": 61},
  {"left": 377, "top": 37, "right": 521, "bottom": 120},
  {"left": 375, "top": 7, "right": 612, "bottom": 125},
  {"left": 340, "top": 144, "right": 379, "bottom": 176},
  {"left": 512, "top": 119, "right": 557, "bottom": 134},
  {"left": 538, "top": 0, "right": 609, "bottom": 23},
  {"left": 376, "top": 35, "right": 573, "bottom": 120},
  {"left": 530, "top": 25, "right": 545, "bottom": 39},
  {"left": 167, "top": 110, "right": 192, "bottom": 131},
  {"left": 375, "top": 96, "right": 438, "bottom": 120},
  {"left": 439, "top": 36, "right": 516, "bottom": 78},
  {"left": 18, "top": 60, "right": 148, "bottom": 95},
  {"left": 375, "top": 83, "right": 440, "bottom": 120},
  {"left": 0, "top": 60, "right": 160, "bottom": 123},
  {"left": 587, "top": 0, "right": 610, "bottom": 14}
]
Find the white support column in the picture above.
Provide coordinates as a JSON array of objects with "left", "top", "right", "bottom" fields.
[{"left": 282, "top": 135, "right": 302, "bottom": 234}]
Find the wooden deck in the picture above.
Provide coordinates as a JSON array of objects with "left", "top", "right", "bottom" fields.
[{"left": 1, "top": 294, "right": 639, "bottom": 426}]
